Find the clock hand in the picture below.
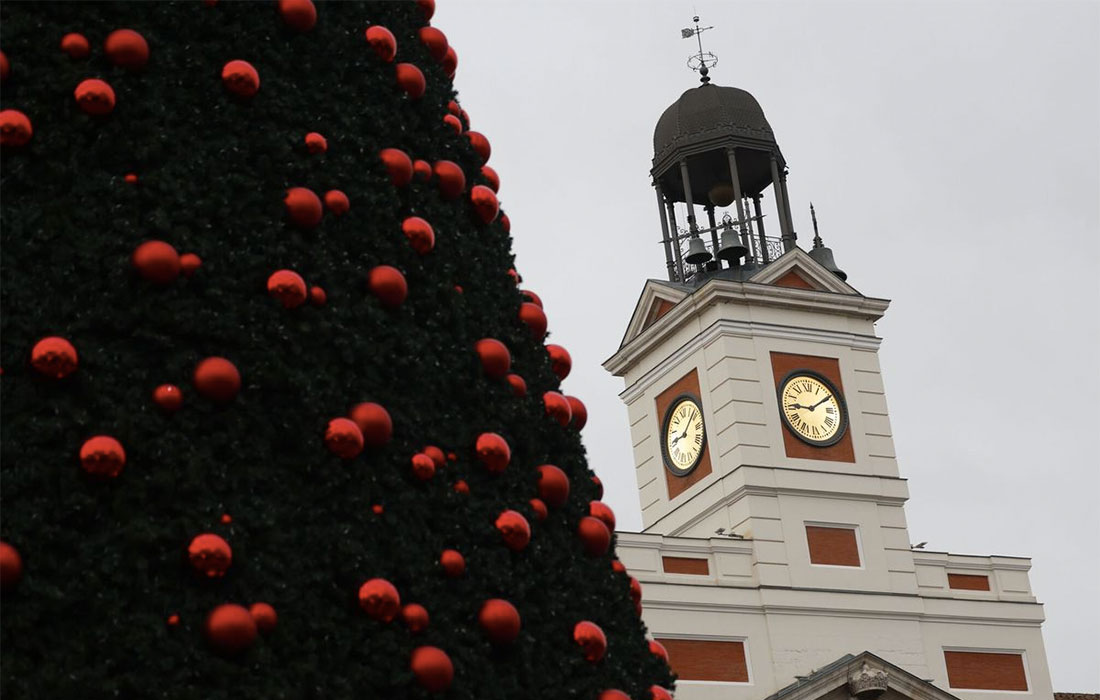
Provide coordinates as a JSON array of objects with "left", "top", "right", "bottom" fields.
[
  {"left": 809, "top": 394, "right": 832, "bottom": 410},
  {"left": 788, "top": 403, "right": 809, "bottom": 410}
]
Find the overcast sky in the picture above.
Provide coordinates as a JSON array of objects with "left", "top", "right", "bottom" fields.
[{"left": 434, "top": 1, "right": 1099, "bottom": 690}]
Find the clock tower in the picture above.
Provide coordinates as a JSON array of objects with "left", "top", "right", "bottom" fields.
[{"left": 603, "top": 20, "right": 1054, "bottom": 700}]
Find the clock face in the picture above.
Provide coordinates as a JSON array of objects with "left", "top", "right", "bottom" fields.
[
  {"left": 661, "top": 395, "right": 706, "bottom": 476},
  {"left": 779, "top": 371, "right": 848, "bottom": 447}
]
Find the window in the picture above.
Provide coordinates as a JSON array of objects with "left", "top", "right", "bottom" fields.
[
  {"left": 655, "top": 638, "right": 749, "bottom": 683},
  {"left": 805, "top": 524, "right": 861, "bottom": 567},
  {"left": 944, "top": 650, "right": 1028, "bottom": 691}
]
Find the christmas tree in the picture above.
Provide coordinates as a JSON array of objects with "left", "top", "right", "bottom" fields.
[{"left": 0, "top": 2, "right": 673, "bottom": 698}]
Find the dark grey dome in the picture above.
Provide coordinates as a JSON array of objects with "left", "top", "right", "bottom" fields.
[{"left": 653, "top": 84, "right": 776, "bottom": 162}]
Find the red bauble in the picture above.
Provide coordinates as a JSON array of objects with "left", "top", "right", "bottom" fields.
[
  {"left": 364, "top": 25, "right": 397, "bottom": 63},
  {"left": 536, "top": 465, "right": 570, "bottom": 507},
  {"left": 479, "top": 599, "right": 521, "bottom": 644},
  {"left": 628, "top": 577, "right": 642, "bottom": 606},
  {"left": 74, "top": 79, "right": 116, "bottom": 116},
  {"left": 543, "top": 391, "right": 572, "bottom": 427},
  {"left": 423, "top": 446, "right": 445, "bottom": 468},
  {"left": 442, "top": 46, "right": 457, "bottom": 79},
  {"left": 475, "top": 432, "right": 510, "bottom": 473},
  {"left": 592, "top": 474, "right": 604, "bottom": 499},
  {"left": 402, "top": 603, "right": 429, "bottom": 633},
  {"left": 577, "top": 516, "right": 611, "bottom": 557},
  {"left": 433, "top": 160, "right": 466, "bottom": 200},
  {"left": 475, "top": 338, "right": 510, "bottom": 379},
  {"left": 221, "top": 60, "right": 260, "bottom": 97},
  {"left": 469, "top": 185, "right": 499, "bottom": 224},
  {"left": 447, "top": 100, "right": 462, "bottom": 116},
  {"left": 379, "top": 148, "right": 413, "bottom": 187},
  {"left": 416, "top": 0, "right": 436, "bottom": 21},
  {"left": 267, "top": 269, "right": 308, "bottom": 308},
  {"left": 452, "top": 480, "right": 470, "bottom": 495},
  {"left": 566, "top": 395, "right": 588, "bottom": 430},
  {"left": 367, "top": 265, "right": 408, "bottom": 308},
  {"left": 481, "top": 165, "right": 500, "bottom": 192},
  {"left": 220, "top": 514, "right": 233, "bottom": 524},
  {"left": 611, "top": 560, "right": 627, "bottom": 574},
  {"left": 153, "top": 384, "right": 183, "bottom": 413},
  {"left": 0, "top": 51, "right": 6, "bottom": 82},
  {"left": 324, "top": 189, "right": 349, "bottom": 216},
  {"left": 500, "top": 212, "right": 511, "bottom": 233},
  {"left": 104, "top": 29, "right": 149, "bottom": 70},
  {"left": 573, "top": 620, "right": 607, "bottom": 662},
  {"left": 167, "top": 613, "right": 181, "bottom": 627},
  {"left": 521, "top": 289, "right": 542, "bottom": 307},
  {"left": 325, "top": 417, "right": 364, "bottom": 459},
  {"left": 439, "top": 549, "right": 465, "bottom": 578},
  {"left": 600, "top": 691, "right": 631, "bottom": 700},
  {"left": 358, "top": 578, "right": 400, "bottom": 622},
  {"left": 648, "top": 639, "right": 669, "bottom": 662},
  {"left": 79, "top": 436, "right": 126, "bottom": 478},
  {"left": 205, "top": 604, "right": 257, "bottom": 655},
  {"left": 395, "top": 63, "right": 425, "bottom": 99},
  {"left": 402, "top": 216, "right": 435, "bottom": 255},
  {"left": 466, "top": 131, "right": 491, "bottom": 164},
  {"left": 188, "top": 533, "right": 232, "bottom": 578},
  {"left": 443, "top": 114, "right": 462, "bottom": 134},
  {"left": 250, "top": 602, "right": 278, "bottom": 633},
  {"left": 132, "top": 240, "right": 181, "bottom": 284},
  {"left": 650, "top": 686, "right": 673, "bottom": 700},
  {"left": 410, "top": 646, "right": 453, "bottom": 693},
  {"left": 278, "top": 0, "right": 317, "bottom": 31},
  {"left": 309, "top": 285, "right": 326, "bottom": 306},
  {"left": 30, "top": 336, "right": 78, "bottom": 379},
  {"left": 529, "top": 498, "right": 548, "bottom": 521},
  {"left": 505, "top": 373, "right": 527, "bottom": 397},
  {"left": 61, "top": 33, "right": 90, "bottom": 59},
  {"left": 124, "top": 173, "right": 139, "bottom": 185},
  {"left": 418, "top": 27, "right": 449, "bottom": 62},
  {"left": 547, "top": 344, "right": 572, "bottom": 380},
  {"left": 193, "top": 357, "right": 241, "bottom": 403},
  {"left": 304, "top": 131, "right": 327, "bottom": 154},
  {"left": 517, "top": 302, "right": 548, "bottom": 340},
  {"left": 411, "top": 452, "right": 436, "bottom": 481},
  {"left": 589, "top": 501, "right": 616, "bottom": 530},
  {"left": 284, "top": 187, "right": 323, "bottom": 228},
  {"left": 180, "top": 253, "right": 202, "bottom": 276},
  {"left": 0, "top": 541, "right": 23, "bottom": 590},
  {"left": 0, "top": 110, "right": 32, "bottom": 147},
  {"left": 348, "top": 402, "right": 393, "bottom": 447},
  {"left": 413, "top": 159, "right": 432, "bottom": 182},
  {"left": 495, "top": 510, "right": 531, "bottom": 551}
]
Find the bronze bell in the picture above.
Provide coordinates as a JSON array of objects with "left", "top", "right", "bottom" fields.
[
  {"left": 685, "top": 236, "right": 712, "bottom": 264},
  {"left": 717, "top": 227, "right": 749, "bottom": 262},
  {"left": 808, "top": 245, "right": 847, "bottom": 281}
]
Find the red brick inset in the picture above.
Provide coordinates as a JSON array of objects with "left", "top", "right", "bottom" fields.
[
  {"left": 655, "top": 369, "right": 712, "bottom": 499},
  {"left": 641, "top": 298, "right": 676, "bottom": 332},
  {"left": 661, "top": 556, "right": 710, "bottom": 575},
  {"left": 806, "top": 525, "right": 861, "bottom": 567},
  {"left": 944, "top": 651, "right": 1028, "bottom": 691},
  {"left": 773, "top": 269, "right": 815, "bottom": 289},
  {"left": 948, "top": 573, "right": 991, "bottom": 591},
  {"left": 655, "top": 638, "right": 749, "bottom": 682}
]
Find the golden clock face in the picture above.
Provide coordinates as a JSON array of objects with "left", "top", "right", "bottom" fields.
[
  {"left": 662, "top": 396, "right": 706, "bottom": 476},
  {"left": 779, "top": 372, "right": 847, "bottom": 446}
]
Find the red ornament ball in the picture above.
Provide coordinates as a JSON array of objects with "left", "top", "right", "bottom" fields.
[
  {"left": 547, "top": 344, "right": 572, "bottom": 380},
  {"left": 205, "top": 604, "right": 257, "bottom": 656},
  {"left": 358, "top": 578, "right": 400, "bottom": 622},
  {"left": 249, "top": 602, "right": 278, "bottom": 633},
  {"left": 104, "top": 29, "right": 149, "bottom": 70},
  {"left": 475, "top": 432, "right": 511, "bottom": 473},
  {"left": 395, "top": 63, "right": 425, "bottom": 99},
  {"left": 447, "top": 100, "right": 462, "bottom": 116},
  {"left": 495, "top": 509, "right": 531, "bottom": 551},
  {"left": 31, "top": 336, "right": 78, "bottom": 379},
  {"left": 505, "top": 373, "right": 527, "bottom": 397},
  {"left": 536, "top": 465, "right": 570, "bottom": 508},
  {"left": 418, "top": 27, "right": 448, "bottom": 63},
  {"left": 402, "top": 603, "right": 430, "bottom": 633},
  {"left": 267, "top": 269, "right": 308, "bottom": 309},
  {"left": 500, "top": 212, "right": 511, "bottom": 233},
  {"left": 592, "top": 474, "right": 604, "bottom": 499},
  {"left": 466, "top": 131, "right": 491, "bottom": 164},
  {"left": 543, "top": 391, "right": 572, "bottom": 427},
  {"left": 529, "top": 498, "right": 548, "bottom": 521},
  {"left": 132, "top": 240, "right": 181, "bottom": 284},
  {"left": 411, "top": 452, "right": 436, "bottom": 481},
  {"left": 469, "top": 185, "right": 499, "bottom": 224},
  {"left": 611, "top": 560, "right": 627, "bottom": 574},
  {"left": 452, "top": 480, "right": 470, "bottom": 495},
  {"left": 79, "top": 435, "right": 126, "bottom": 478},
  {"left": 517, "top": 302, "right": 547, "bottom": 340},
  {"left": 348, "top": 402, "right": 392, "bottom": 447},
  {"left": 573, "top": 620, "right": 607, "bottom": 662},
  {"left": 304, "top": 131, "right": 327, "bottom": 154},
  {"left": 481, "top": 165, "right": 500, "bottom": 192},
  {"left": 371, "top": 504, "right": 384, "bottom": 515},
  {"left": 439, "top": 549, "right": 465, "bottom": 578},
  {"left": 324, "top": 189, "right": 350, "bottom": 216},
  {"left": 220, "top": 513, "right": 233, "bottom": 524},
  {"left": 180, "top": 253, "right": 202, "bottom": 276},
  {"left": 309, "top": 285, "right": 326, "bottom": 306},
  {"left": 433, "top": 160, "right": 466, "bottom": 200},
  {"left": 188, "top": 533, "right": 232, "bottom": 578},
  {"left": 600, "top": 692, "right": 631, "bottom": 700},
  {"left": 278, "top": 0, "right": 316, "bottom": 31},
  {"left": 0, "top": 51, "right": 6, "bottom": 82},
  {"left": 367, "top": 265, "right": 408, "bottom": 308},
  {"left": 379, "top": 148, "right": 413, "bottom": 187},
  {"left": 0, "top": 110, "right": 32, "bottom": 147},
  {"left": 417, "top": 0, "right": 436, "bottom": 21},
  {"left": 325, "top": 417, "right": 364, "bottom": 459},
  {"left": 167, "top": 614, "right": 180, "bottom": 627},
  {"left": 402, "top": 216, "right": 435, "bottom": 255},
  {"left": 650, "top": 686, "right": 673, "bottom": 700},
  {"left": 153, "top": 384, "right": 183, "bottom": 413},
  {"left": 566, "top": 395, "right": 588, "bottom": 430},
  {"left": 284, "top": 187, "right": 323, "bottom": 228},
  {"left": 521, "top": 289, "right": 543, "bottom": 307},
  {"left": 410, "top": 646, "right": 453, "bottom": 693},
  {"left": 589, "top": 500, "right": 616, "bottom": 530},
  {"left": 423, "top": 446, "right": 445, "bottom": 468},
  {"left": 0, "top": 541, "right": 23, "bottom": 590},
  {"left": 475, "top": 338, "right": 510, "bottom": 379},
  {"left": 74, "top": 78, "right": 116, "bottom": 116},
  {"left": 628, "top": 576, "right": 642, "bottom": 606},
  {"left": 364, "top": 25, "right": 397, "bottom": 63},
  {"left": 443, "top": 113, "right": 462, "bottom": 134},
  {"left": 61, "top": 33, "right": 91, "bottom": 59},
  {"left": 124, "top": 173, "right": 139, "bottom": 185},
  {"left": 577, "top": 516, "right": 611, "bottom": 557},
  {"left": 413, "top": 159, "right": 432, "bottom": 182},
  {"left": 442, "top": 46, "right": 457, "bottom": 79},
  {"left": 222, "top": 60, "right": 260, "bottom": 97},
  {"left": 648, "top": 639, "right": 669, "bottom": 662},
  {"left": 479, "top": 599, "right": 521, "bottom": 644},
  {"left": 193, "top": 357, "right": 241, "bottom": 403}
]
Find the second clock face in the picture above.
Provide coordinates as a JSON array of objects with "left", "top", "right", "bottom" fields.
[
  {"left": 779, "top": 372, "right": 848, "bottom": 446},
  {"left": 662, "top": 396, "right": 706, "bottom": 476}
]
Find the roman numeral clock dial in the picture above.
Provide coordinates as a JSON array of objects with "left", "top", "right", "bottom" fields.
[
  {"left": 778, "top": 371, "right": 848, "bottom": 447},
  {"left": 661, "top": 396, "right": 707, "bottom": 476}
]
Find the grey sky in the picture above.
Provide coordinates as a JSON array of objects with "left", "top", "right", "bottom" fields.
[{"left": 434, "top": 1, "right": 1100, "bottom": 690}]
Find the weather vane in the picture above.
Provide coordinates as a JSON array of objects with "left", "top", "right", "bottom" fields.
[{"left": 681, "top": 15, "right": 717, "bottom": 84}]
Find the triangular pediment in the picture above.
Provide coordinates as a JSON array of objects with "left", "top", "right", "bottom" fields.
[
  {"left": 749, "top": 247, "right": 860, "bottom": 295},
  {"left": 617, "top": 279, "right": 690, "bottom": 350},
  {"left": 764, "top": 651, "right": 960, "bottom": 700}
]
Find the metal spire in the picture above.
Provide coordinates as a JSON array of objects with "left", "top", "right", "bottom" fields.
[
  {"left": 682, "top": 15, "right": 718, "bottom": 84},
  {"left": 810, "top": 202, "right": 823, "bottom": 249}
]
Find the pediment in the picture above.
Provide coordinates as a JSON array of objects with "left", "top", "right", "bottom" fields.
[
  {"left": 763, "top": 651, "right": 960, "bottom": 700},
  {"left": 617, "top": 279, "right": 690, "bottom": 350},
  {"left": 748, "top": 247, "right": 860, "bottom": 295}
]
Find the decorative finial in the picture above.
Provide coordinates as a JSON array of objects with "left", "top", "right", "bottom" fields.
[
  {"left": 682, "top": 15, "right": 717, "bottom": 84},
  {"left": 810, "top": 202, "right": 823, "bottom": 249}
]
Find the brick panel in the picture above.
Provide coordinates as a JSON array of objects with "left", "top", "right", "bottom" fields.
[
  {"left": 806, "top": 525, "right": 860, "bottom": 567},
  {"left": 655, "top": 369, "right": 712, "bottom": 499},
  {"left": 773, "top": 269, "right": 815, "bottom": 289},
  {"left": 655, "top": 638, "right": 748, "bottom": 682},
  {"left": 770, "top": 352, "right": 855, "bottom": 462},
  {"left": 661, "top": 556, "right": 710, "bottom": 575},
  {"left": 944, "top": 651, "right": 1028, "bottom": 690},
  {"left": 948, "top": 573, "right": 991, "bottom": 591}
]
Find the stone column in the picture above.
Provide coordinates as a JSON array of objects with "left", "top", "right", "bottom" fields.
[
  {"left": 655, "top": 185, "right": 676, "bottom": 281},
  {"left": 666, "top": 201, "right": 684, "bottom": 280},
  {"left": 770, "top": 156, "right": 793, "bottom": 251},
  {"left": 753, "top": 195, "right": 769, "bottom": 263},
  {"left": 679, "top": 160, "right": 697, "bottom": 230}
]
